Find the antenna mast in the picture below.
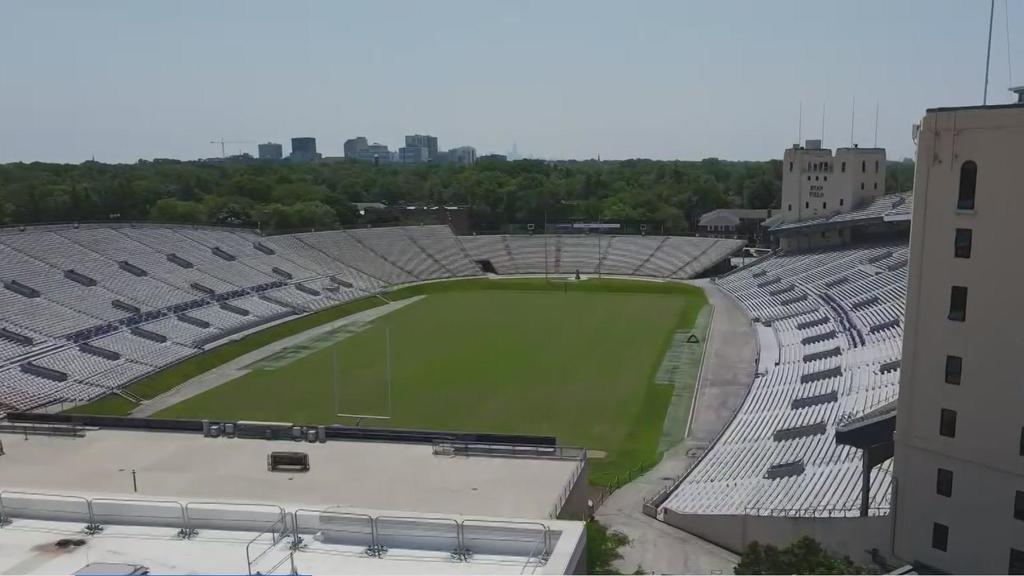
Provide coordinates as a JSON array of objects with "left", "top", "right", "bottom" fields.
[
  {"left": 874, "top": 101, "right": 880, "bottom": 148},
  {"left": 850, "top": 96, "right": 856, "bottom": 146},
  {"left": 984, "top": 0, "right": 995, "bottom": 104}
]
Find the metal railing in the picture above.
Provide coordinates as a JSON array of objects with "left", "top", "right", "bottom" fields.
[
  {"left": 245, "top": 514, "right": 292, "bottom": 575},
  {"left": 549, "top": 453, "right": 587, "bottom": 519},
  {"left": 292, "top": 509, "right": 551, "bottom": 564},
  {"left": 0, "top": 492, "right": 554, "bottom": 569},
  {"left": 432, "top": 441, "right": 584, "bottom": 460}
]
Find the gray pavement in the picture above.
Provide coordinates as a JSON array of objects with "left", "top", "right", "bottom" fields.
[
  {"left": 595, "top": 279, "right": 756, "bottom": 574},
  {"left": 131, "top": 296, "right": 424, "bottom": 417}
]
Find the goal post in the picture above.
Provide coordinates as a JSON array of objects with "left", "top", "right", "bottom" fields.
[{"left": 333, "top": 327, "right": 393, "bottom": 422}]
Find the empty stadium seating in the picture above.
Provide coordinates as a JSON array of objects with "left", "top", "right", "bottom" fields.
[
  {"left": 460, "top": 234, "right": 743, "bottom": 277},
  {"left": 659, "top": 241, "right": 907, "bottom": 519},
  {"left": 0, "top": 223, "right": 742, "bottom": 414}
]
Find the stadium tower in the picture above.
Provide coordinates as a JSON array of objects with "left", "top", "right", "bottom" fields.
[{"left": 893, "top": 101, "right": 1024, "bottom": 573}]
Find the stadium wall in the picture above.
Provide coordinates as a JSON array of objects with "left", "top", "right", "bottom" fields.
[{"left": 661, "top": 509, "right": 891, "bottom": 565}]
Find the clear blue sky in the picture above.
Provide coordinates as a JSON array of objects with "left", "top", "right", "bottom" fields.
[{"left": 1, "top": 0, "right": 1020, "bottom": 163}]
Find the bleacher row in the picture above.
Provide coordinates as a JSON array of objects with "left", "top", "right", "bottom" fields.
[
  {"left": 0, "top": 224, "right": 485, "bottom": 413},
  {"left": 0, "top": 224, "right": 741, "bottom": 414},
  {"left": 458, "top": 234, "right": 744, "bottom": 277},
  {"left": 659, "top": 241, "right": 907, "bottom": 518}
]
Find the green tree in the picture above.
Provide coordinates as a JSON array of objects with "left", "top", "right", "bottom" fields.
[
  {"left": 734, "top": 537, "right": 871, "bottom": 575},
  {"left": 148, "top": 198, "right": 204, "bottom": 223}
]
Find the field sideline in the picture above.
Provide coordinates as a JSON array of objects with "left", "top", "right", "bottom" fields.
[{"left": 74, "top": 278, "right": 708, "bottom": 483}]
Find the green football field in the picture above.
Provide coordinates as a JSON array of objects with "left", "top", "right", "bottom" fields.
[{"left": 153, "top": 278, "right": 707, "bottom": 482}]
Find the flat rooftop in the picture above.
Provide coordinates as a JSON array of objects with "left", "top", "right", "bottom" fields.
[{"left": 0, "top": 428, "right": 579, "bottom": 519}]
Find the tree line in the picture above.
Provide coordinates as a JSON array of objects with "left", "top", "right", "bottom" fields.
[{"left": 0, "top": 157, "right": 915, "bottom": 234}]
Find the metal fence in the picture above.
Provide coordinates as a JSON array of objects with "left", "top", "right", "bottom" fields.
[
  {"left": 0, "top": 492, "right": 555, "bottom": 568},
  {"left": 432, "top": 440, "right": 584, "bottom": 460}
]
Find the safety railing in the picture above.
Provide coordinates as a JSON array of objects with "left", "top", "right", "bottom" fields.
[
  {"left": 0, "top": 491, "right": 98, "bottom": 532},
  {"left": 292, "top": 508, "right": 551, "bottom": 564},
  {"left": 548, "top": 453, "right": 587, "bottom": 519},
  {"left": 432, "top": 441, "right": 585, "bottom": 460},
  {"left": 184, "top": 501, "right": 286, "bottom": 535},
  {"left": 90, "top": 497, "right": 188, "bottom": 537},
  {"left": 245, "top": 514, "right": 292, "bottom": 575},
  {"left": 0, "top": 493, "right": 554, "bottom": 569}
]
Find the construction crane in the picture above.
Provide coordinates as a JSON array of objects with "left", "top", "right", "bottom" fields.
[{"left": 209, "top": 138, "right": 253, "bottom": 158}]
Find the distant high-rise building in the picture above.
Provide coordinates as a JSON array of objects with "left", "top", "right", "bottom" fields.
[
  {"left": 257, "top": 142, "right": 283, "bottom": 160},
  {"left": 290, "top": 137, "right": 319, "bottom": 162},
  {"left": 448, "top": 146, "right": 477, "bottom": 166},
  {"left": 345, "top": 137, "right": 392, "bottom": 165},
  {"left": 344, "top": 137, "right": 368, "bottom": 159},
  {"left": 404, "top": 134, "right": 438, "bottom": 161},
  {"left": 399, "top": 146, "right": 430, "bottom": 164}
]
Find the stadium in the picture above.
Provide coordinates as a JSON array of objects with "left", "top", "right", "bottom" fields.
[
  {"left": 2, "top": 103, "right": 1023, "bottom": 574},
  {"left": 0, "top": 176, "right": 915, "bottom": 571}
]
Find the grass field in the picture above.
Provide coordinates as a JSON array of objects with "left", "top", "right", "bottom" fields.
[{"left": 80, "top": 278, "right": 707, "bottom": 483}]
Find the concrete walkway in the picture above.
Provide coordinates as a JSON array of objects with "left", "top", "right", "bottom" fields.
[
  {"left": 595, "top": 279, "right": 756, "bottom": 574},
  {"left": 131, "top": 296, "right": 425, "bottom": 417}
]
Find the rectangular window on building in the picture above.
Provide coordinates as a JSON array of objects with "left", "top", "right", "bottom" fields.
[
  {"left": 949, "top": 286, "right": 968, "bottom": 321},
  {"left": 932, "top": 522, "right": 949, "bottom": 551},
  {"left": 940, "top": 409, "right": 957, "bottom": 438},
  {"left": 1020, "top": 427, "right": 1024, "bottom": 456},
  {"left": 1015, "top": 491, "right": 1024, "bottom": 521},
  {"left": 860, "top": 182, "right": 865, "bottom": 190},
  {"left": 944, "top": 355, "right": 962, "bottom": 385},
  {"left": 789, "top": 161, "right": 793, "bottom": 172},
  {"left": 841, "top": 161, "right": 846, "bottom": 172},
  {"left": 862, "top": 160, "right": 867, "bottom": 173},
  {"left": 840, "top": 198, "right": 845, "bottom": 206},
  {"left": 788, "top": 204, "right": 792, "bottom": 212},
  {"left": 1011, "top": 548, "right": 1024, "bottom": 575},
  {"left": 936, "top": 468, "right": 953, "bottom": 497},
  {"left": 823, "top": 202, "right": 828, "bottom": 209},
  {"left": 874, "top": 182, "right": 878, "bottom": 190},
  {"left": 954, "top": 229, "right": 972, "bottom": 258},
  {"left": 875, "top": 160, "right": 879, "bottom": 173}
]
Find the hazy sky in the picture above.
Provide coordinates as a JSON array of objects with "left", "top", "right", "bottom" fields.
[{"left": 1, "top": 0, "right": 1021, "bottom": 163}]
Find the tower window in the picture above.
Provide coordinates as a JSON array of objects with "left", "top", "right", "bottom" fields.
[
  {"left": 861, "top": 160, "right": 866, "bottom": 173},
  {"left": 1016, "top": 491, "right": 1024, "bottom": 521},
  {"left": 940, "top": 408, "right": 957, "bottom": 438},
  {"left": 823, "top": 202, "right": 827, "bottom": 209},
  {"left": 789, "top": 161, "right": 793, "bottom": 172},
  {"left": 936, "top": 468, "right": 953, "bottom": 497},
  {"left": 873, "top": 182, "right": 878, "bottom": 190},
  {"left": 944, "top": 355, "right": 962, "bottom": 385},
  {"left": 958, "top": 161, "right": 977, "bottom": 210},
  {"left": 824, "top": 176, "right": 828, "bottom": 181},
  {"left": 840, "top": 198, "right": 845, "bottom": 206},
  {"left": 841, "top": 161, "right": 846, "bottom": 172},
  {"left": 807, "top": 176, "right": 811, "bottom": 181},
  {"left": 875, "top": 160, "right": 879, "bottom": 173},
  {"left": 1020, "top": 427, "right": 1023, "bottom": 456},
  {"left": 954, "top": 228, "right": 972, "bottom": 258},
  {"left": 805, "top": 202, "right": 809, "bottom": 209},
  {"left": 860, "top": 182, "right": 865, "bottom": 190},
  {"left": 932, "top": 522, "right": 949, "bottom": 551},
  {"left": 948, "top": 286, "right": 968, "bottom": 321},
  {"left": 788, "top": 204, "right": 792, "bottom": 212}
]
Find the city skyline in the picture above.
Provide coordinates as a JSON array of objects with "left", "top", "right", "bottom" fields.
[{"left": 1, "top": 0, "right": 1021, "bottom": 164}]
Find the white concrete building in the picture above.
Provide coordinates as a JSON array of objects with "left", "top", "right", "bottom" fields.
[
  {"left": 894, "top": 102, "right": 1024, "bottom": 574},
  {"left": 781, "top": 140, "right": 887, "bottom": 225}
]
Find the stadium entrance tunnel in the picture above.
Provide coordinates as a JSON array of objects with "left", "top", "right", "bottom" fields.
[{"left": 474, "top": 259, "right": 497, "bottom": 274}]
